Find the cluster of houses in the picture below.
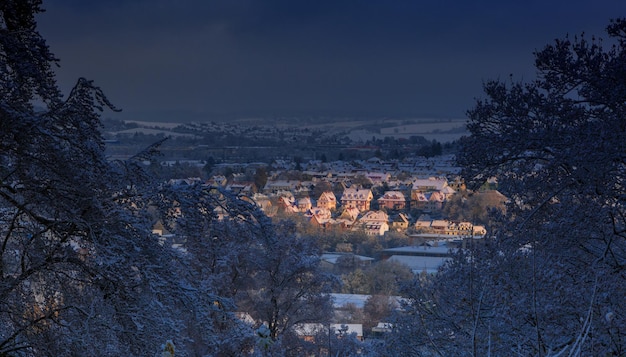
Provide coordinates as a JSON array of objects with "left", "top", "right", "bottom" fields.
[
  {"left": 238, "top": 176, "right": 484, "bottom": 239},
  {"left": 165, "top": 172, "right": 487, "bottom": 240}
]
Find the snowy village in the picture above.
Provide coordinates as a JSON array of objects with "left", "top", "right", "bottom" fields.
[{"left": 2, "top": 2, "right": 626, "bottom": 356}]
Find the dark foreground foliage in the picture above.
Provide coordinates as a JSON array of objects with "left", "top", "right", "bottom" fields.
[
  {"left": 0, "top": 2, "right": 340, "bottom": 356},
  {"left": 388, "top": 18, "right": 626, "bottom": 356}
]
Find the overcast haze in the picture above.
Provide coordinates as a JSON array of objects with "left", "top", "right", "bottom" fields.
[{"left": 38, "top": 1, "right": 626, "bottom": 122}]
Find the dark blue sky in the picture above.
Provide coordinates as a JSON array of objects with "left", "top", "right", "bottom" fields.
[{"left": 38, "top": 0, "right": 626, "bottom": 122}]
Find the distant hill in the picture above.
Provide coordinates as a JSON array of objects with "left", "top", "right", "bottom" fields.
[{"left": 105, "top": 117, "right": 468, "bottom": 144}]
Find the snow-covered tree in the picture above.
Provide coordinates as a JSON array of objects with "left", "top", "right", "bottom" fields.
[
  {"left": 152, "top": 183, "right": 270, "bottom": 355},
  {"left": 391, "top": 18, "right": 626, "bottom": 356},
  {"left": 0, "top": 1, "right": 207, "bottom": 354},
  {"left": 152, "top": 183, "right": 339, "bottom": 355},
  {"left": 0, "top": 2, "right": 244, "bottom": 355},
  {"left": 239, "top": 220, "right": 338, "bottom": 346},
  {"left": 0, "top": 2, "right": 342, "bottom": 355}
]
